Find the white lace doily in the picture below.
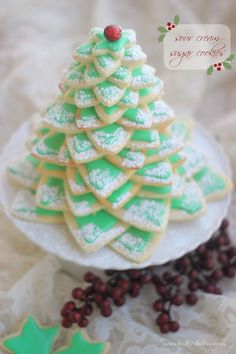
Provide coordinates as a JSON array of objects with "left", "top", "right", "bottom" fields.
[{"left": 0, "top": 120, "right": 232, "bottom": 272}]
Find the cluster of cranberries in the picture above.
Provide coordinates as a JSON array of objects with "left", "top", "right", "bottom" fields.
[
  {"left": 214, "top": 63, "right": 222, "bottom": 71},
  {"left": 166, "top": 22, "right": 175, "bottom": 31},
  {"left": 61, "top": 219, "right": 236, "bottom": 334}
]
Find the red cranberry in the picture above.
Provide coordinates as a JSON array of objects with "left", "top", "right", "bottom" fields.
[
  {"left": 69, "top": 311, "right": 81, "bottom": 323},
  {"left": 217, "top": 67, "right": 221, "bottom": 71},
  {"left": 153, "top": 300, "right": 164, "bottom": 312},
  {"left": 101, "top": 307, "right": 112, "bottom": 317},
  {"left": 186, "top": 293, "right": 198, "bottom": 305},
  {"left": 64, "top": 301, "right": 75, "bottom": 310},
  {"left": 79, "top": 317, "right": 89, "bottom": 328},
  {"left": 160, "top": 323, "right": 170, "bottom": 333},
  {"left": 61, "top": 318, "right": 72, "bottom": 328},
  {"left": 171, "top": 293, "right": 184, "bottom": 306},
  {"left": 83, "top": 272, "right": 95, "bottom": 283},
  {"left": 72, "top": 288, "right": 85, "bottom": 300},
  {"left": 167, "top": 22, "right": 171, "bottom": 26},
  {"left": 157, "top": 313, "right": 169, "bottom": 325},
  {"left": 169, "top": 321, "right": 179, "bottom": 332}
]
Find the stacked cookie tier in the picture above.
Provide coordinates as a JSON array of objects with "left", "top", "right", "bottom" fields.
[{"left": 8, "top": 28, "right": 232, "bottom": 263}]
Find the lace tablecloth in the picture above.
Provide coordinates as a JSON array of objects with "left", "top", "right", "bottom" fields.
[{"left": 0, "top": 0, "right": 236, "bottom": 353}]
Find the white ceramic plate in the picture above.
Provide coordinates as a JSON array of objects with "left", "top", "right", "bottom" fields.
[{"left": 0, "top": 120, "right": 232, "bottom": 270}]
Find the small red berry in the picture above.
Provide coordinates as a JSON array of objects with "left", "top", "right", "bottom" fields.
[
  {"left": 168, "top": 26, "right": 172, "bottom": 31},
  {"left": 214, "top": 64, "right": 218, "bottom": 67},
  {"left": 157, "top": 313, "right": 169, "bottom": 325},
  {"left": 172, "top": 24, "right": 175, "bottom": 28},
  {"left": 167, "top": 22, "right": 171, "bottom": 26},
  {"left": 100, "top": 298, "right": 111, "bottom": 309},
  {"left": 72, "top": 288, "right": 85, "bottom": 300},
  {"left": 64, "top": 301, "right": 75, "bottom": 310},
  {"left": 153, "top": 300, "right": 164, "bottom": 312},
  {"left": 61, "top": 318, "right": 72, "bottom": 328},
  {"left": 186, "top": 293, "right": 198, "bottom": 305},
  {"left": 169, "top": 321, "right": 180, "bottom": 332},
  {"left": 82, "top": 304, "right": 93, "bottom": 316},
  {"left": 94, "top": 281, "right": 107, "bottom": 294},
  {"left": 171, "top": 293, "right": 184, "bottom": 306},
  {"left": 101, "top": 307, "right": 112, "bottom": 317},
  {"left": 79, "top": 317, "right": 89, "bottom": 328},
  {"left": 111, "top": 287, "right": 123, "bottom": 300},
  {"left": 217, "top": 67, "right": 221, "bottom": 71},
  {"left": 83, "top": 272, "right": 95, "bottom": 283},
  {"left": 115, "top": 296, "right": 126, "bottom": 307},
  {"left": 104, "top": 25, "right": 122, "bottom": 42},
  {"left": 218, "top": 63, "right": 222, "bottom": 66},
  {"left": 69, "top": 311, "right": 81, "bottom": 323},
  {"left": 160, "top": 323, "right": 170, "bottom": 333}
]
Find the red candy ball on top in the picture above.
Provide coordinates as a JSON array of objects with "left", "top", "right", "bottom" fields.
[{"left": 104, "top": 25, "right": 122, "bottom": 41}]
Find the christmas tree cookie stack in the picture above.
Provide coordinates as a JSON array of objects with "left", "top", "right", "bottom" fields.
[{"left": 8, "top": 25, "right": 232, "bottom": 263}]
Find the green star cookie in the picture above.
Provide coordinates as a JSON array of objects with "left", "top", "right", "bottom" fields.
[
  {"left": 1, "top": 315, "right": 59, "bottom": 354},
  {"left": 54, "top": 331, "right": 110, "bottom": 354}
]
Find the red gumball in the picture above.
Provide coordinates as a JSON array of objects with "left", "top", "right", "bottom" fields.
[{"left": 104, "top": 25, "right": 122, "bottom": 42}]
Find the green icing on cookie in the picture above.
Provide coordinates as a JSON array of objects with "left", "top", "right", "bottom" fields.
[
  {"left": 171, "top": 181, "right": 204, "bottom": 215},
  {"left": 119, "top": 88, "right": 139, "bottom": 107},
  {"left": 95, "top": 54, "right": 119, "bottom": 74},
  {"left": 8, "top": 154, "right": 41, "bottom": 187},
  {"left": 43, "top": 162, "right": 66, "bottom": 172},
  {"left": 170, "top": 120, "right": 191, "bottom": 142},
  {"left": 169, "top": 152, "right": 183, "bottom": 166},
  {"left": 67, "top": 133, "right": 99, "bottom": 162},
  {"left": 141, "top": 184, "right": 172, "bottom": 196},
  {"left": 107, "top": 181, "right": 135, "bottom": 207},
  {"left": 122, "top": 196, "right": 169, "bottom": 231},
  {"left": 38, "top": 127, "right": 50, "bottom": 136},
  {"left": 94, "top": 81, "right": 124, "bottom": 106},
  {"left": 64, "top": 64, "right": 86, "bottom": 86},
  {"left": 67, "top": 167, "right": 87, "bottom": 194},
  {"left": 135, "top": 161, "right": 172, "bottom": 184},
  {"left": 33, "top": 133, "right": 65, "bottom": 159},
  {"left": 78, "top": 107, "right": 101, "bottom": 128},
  {"left": 84, "top": 63, "right": 101, "bottom": 83},
  {"left": 75, "top": 88, "right": 97, "bottom": 107},
  {"left": 92, "top": 28, "right": 135, "bottom": 56},
  {"left": 147, "top": 134, "right": 182, "bottom": 159},
  {"left": 131, "top": 130, "right": 159, "bottom": 143},
  {"left": 111, "top": 65, "right": 130, "bottom": 85},
  {"left": 95, "top": 103, "right": 123, "bottom": 119},
  {"left": 131, "top": 65, "right": 158, "bottom": 89},
  {"left": 90, "top": 123, "right": 128, "bottom": 153},
  {"left": 73, "top": 210, "right": 119, "bottom": 243},
  {"left": 2, "top": 315, "right": 59, "bottom": 354},
  {"left": 122, "top": 107, "right": 152, "bottom": 127},
  {"left": 37, "top": 177, "right": 65, "bottom": 210},
  {"left": 114, "top": 226, "right": 154, "bottom": 255},
  {"left": 67, "top": 190, "right": 100, "bottom": 216},
  {"left": 123, "top": 44, "right": 146, "bottom": 64},
  {"left": 148, "top": 100, "right": 174, "bottom": 126},
  {"left": 85, "top": 158, "right": 126, "bottom": 197},
  {"left": 181, "top": 145, "right": 206, "bottom": 178},
  {"left": 118, "top": 148, "right": 145, "bottom": 168},
  {"left": 74, "top": 42, "right": 93, "bottom": 59},
  {"left": 194, "top": 166, "right": 228, "bottom": 198},
  {"left": 44, "top": 102, "right": 77, "bottom": 130},
  {"left": 55, "top": 331, "right": 108, "bottom": 354}
]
